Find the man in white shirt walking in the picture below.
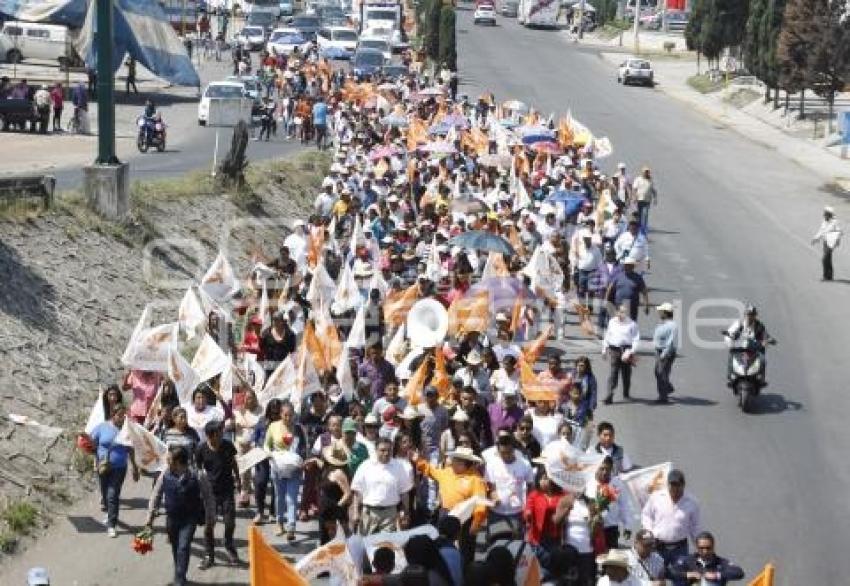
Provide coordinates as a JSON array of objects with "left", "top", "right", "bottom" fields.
[
  {"left": 602, "top": 304, "right": 641, "bottom": 404},
  {"left": 641, "top": 469, "right": 701, "bottom": 571},
  {"left": 632, "top": 166, "right": 658, "bottom": 232},
  {"left": 483, "top": 433, "right": 534, "bottom": 539},
  {"left": 811, "top": 205, "right": 842, "bottom": 281},
  {"left": 350, "top": 438, "right": 413, "bottom": 535}
]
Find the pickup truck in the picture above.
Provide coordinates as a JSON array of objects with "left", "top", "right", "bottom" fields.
[{"left": 0, "top": 98, "right": 36, "bottom": 131}]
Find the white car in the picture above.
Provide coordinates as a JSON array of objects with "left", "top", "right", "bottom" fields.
[
  {"left": 266, "top": 27, "right": 310, "bottom": 56},
  {"left": 316, "top": 26, "right": 358, "bottom": 58},
  {"left": 474, "top": 5, "right": 497, "bottom": 25},
  {"left": 234, "top": 26, "right": 267, "bottom": 51},
  {"left": 197, "top": 81, "right": 248, "bottom": 126},
  {"left": 618, "top": 57, "right": 654, "bottom": 86},
  {"left": 356, "top": 36, "right": 392, "bottom": 62}
]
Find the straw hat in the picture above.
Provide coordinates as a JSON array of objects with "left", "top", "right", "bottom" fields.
[
  {"left": 399, "top": 405, "right": 422, "bottom": 420},
  {"left": 322, "top": 440, "right": 350, "bottom": 468},
  {"left": 596, "top": 549, "right": 630, "bottom": 570},
  {"left": 446, "top": 446, "right": 482, "bottom": 464}
]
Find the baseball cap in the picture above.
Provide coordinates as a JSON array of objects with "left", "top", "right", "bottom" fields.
[
  {"left": 424, "top": 385, "right": 439, "bottom": 396},
  {"left": 342, "top": 418, "right": 358, "bottom": 433},
  {"left": 668, "top": 469, "right": 686, "bottom": 485}
]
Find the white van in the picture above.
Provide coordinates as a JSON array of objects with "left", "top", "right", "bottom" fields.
[{"left": 0, "top": 21, "right": 80, "bottom": 68}]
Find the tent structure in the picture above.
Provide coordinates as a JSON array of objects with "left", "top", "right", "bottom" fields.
[{"left": 0, "top": 0, "right": 200, "bottom": 86}]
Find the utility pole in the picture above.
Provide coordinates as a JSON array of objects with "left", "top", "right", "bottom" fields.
[
  {"left": 95, "top": 0, "right": 117, "bottom": 164},
  {"left": 84, "top": 0, "right": 129, "bottom": 220}
]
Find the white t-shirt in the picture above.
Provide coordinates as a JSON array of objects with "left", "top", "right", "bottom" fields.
[
  {"left": 531, "top": 413, "right": 563, "bottom": 447},
  {"left": 484, "top": 454, "right": 534, "bottom": 516},
  {"left": 351, "top": 458, "right": 413, "bottom": 507},
  {"left": 565, "top": 498, "right": 593, "bottom": 554}
]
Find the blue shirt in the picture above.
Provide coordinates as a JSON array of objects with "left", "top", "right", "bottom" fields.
[
  {"left": 91, "top": 421, "right": 131, "bottom": 469},
  {"left": 610, "top": 271, "right": 646, "bottom": 306},
  {"left": 653, "top": 319, "right": 678, "bottom": 358},
  {"left": 312, "top": 101, "right": 328, "bottom": 126}
]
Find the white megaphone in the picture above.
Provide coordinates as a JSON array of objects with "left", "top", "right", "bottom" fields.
[{"left": 406, "top": 298, "right": 449, "bottom": 349}]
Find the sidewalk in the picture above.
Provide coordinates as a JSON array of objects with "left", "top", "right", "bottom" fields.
[{"left": 594, "top": 51, "right": 850, "bottom": 182}]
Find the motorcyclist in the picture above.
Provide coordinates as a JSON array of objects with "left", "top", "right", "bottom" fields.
[{"left": 724, "top": 305, "right": 775, "bottom": 385}]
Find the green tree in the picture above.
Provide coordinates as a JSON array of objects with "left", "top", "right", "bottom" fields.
[
  {"left": 745, "top": 0, "right": 787, "bottom": 102},
  {"left": 744, "top": 0, "right": 766, "bottom": 81},
  {"left": 425, "top": 0, "right": 442, "bottom": 62},
  {"left": 808, "top": 1, "right": 850, "bottom": 132},
  {"left": 777, "top": 0, "right": 819, "bottom": 100},
  {"left": 687, "top": 0, "right": 750, "bottom": 67},
  {"left": 438, "top": 6, "right": 457, "bottom": 71}
]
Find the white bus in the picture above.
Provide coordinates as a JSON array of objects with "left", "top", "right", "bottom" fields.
[{"left": 517, "top": 0, "right": 560, "bottom": 27}]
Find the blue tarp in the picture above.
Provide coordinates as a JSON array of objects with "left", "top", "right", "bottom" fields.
[{"left": 0, "top": 0, "right": 199, "bottom": 86}]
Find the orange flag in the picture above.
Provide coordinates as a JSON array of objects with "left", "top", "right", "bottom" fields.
[
  {"left": 384, "top": 284, "right": 419, "bottom": 326},
  {"left": 519, "top": 357, "right": 559, "bottom": 403},
  {"left": 306, "top": 226, "right": 324, "bottom": 269},
  {"left": 523, "top": 554, "right": 542, "bottom": 586},
  {"left": 510, "top": 293, "right": 525, "bottom": 335},
  {"left": 407, "top": 118, "right": 428, "bottom": 151},
  {"left": 521, "top": 325, "right": 553, "bottom": 364},
  {"left": 431, "top": 347, "right": 452, "bottom": 399},
  {"left": 558, "top": 117, "right": 574, "bottom": 148},
  {"left": 249, "top": 525, "right": 308, "bottom": 586},
  {"left": 303, "top": 320, "right": 330, "bottom": 373},
  {"left": 447, "top": 290, "right": 490, "bottom": 336},
  {"left": 748, "top": 564, "right": 775, "bottom": 586},
  {"left": 404, "top": 356, "right": 429, "bottom": 406}
]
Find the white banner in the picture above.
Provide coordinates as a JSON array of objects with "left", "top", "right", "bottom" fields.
[
  {"left": 542, "top": 440, "right": 604, "bottom": 493},
  {"left": 191, "top": 334, "right": 231, "bottom": 383},
  {"left": 363, "top": 525, "right": 439, "bottom": 573},
  {"left": 178, "top": 288, "right": 206, "bottom": 340},
  {"left": 168, "top": 346, "right": 200, "bottom": 405},
  {"left": 236, "top": 446, "right": 270, "bottom": 475},
  {"left": 117, "top": 418, "right": 168, "bottom": 472},
  {"left": 200, "top": 251, "right": 241, "bottom": 302},
  {"left": 295, "top": 527, "right": 360, "bottom": 584},
  {"left": 122, "top": 322, "right": 178, "bottom": 372}
]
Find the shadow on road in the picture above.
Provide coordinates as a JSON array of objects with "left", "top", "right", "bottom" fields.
[
  {"left": 670, "top": 395, "right": 718, "bottom": 407},
  {"left": 748, "top": 392, "right": 803, "bottom": 415}
]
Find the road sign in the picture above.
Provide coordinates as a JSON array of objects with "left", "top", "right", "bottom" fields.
[{"left": 722, "top": 56, "right": 737, "bottom": 73}]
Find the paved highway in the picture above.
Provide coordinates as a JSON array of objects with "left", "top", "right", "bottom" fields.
[
  {"left": 1, "top": 13, "right": 847, "bottom": 586},
  {"left": 455, "top": 12, "right": 848, "bottom": 585}
]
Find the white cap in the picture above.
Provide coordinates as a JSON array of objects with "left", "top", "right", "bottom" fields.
[
  {"left": 617, "top": 162, "right": 626, "bottom": 169},
  {"left": 824, "top": 205, "right": 835, "bottom": 215}
]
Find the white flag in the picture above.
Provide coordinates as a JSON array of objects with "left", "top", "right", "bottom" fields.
[
  {"left": 306, "top": 263, "right": 336, "bottom": 309},
  {"left": 117, "top": 418, "right": 168, "bottom": 473},
  {"left": 448, "top": 496, "right": 494, "bottom": 524},
  {"left": 168, "top": 345, "right": 200, "bottom": 405},
  {"left": 123, "top": 322, "right": 178, "bottom": 372},
  {"left": 295, "top": 527, "right": 361, "bottom": 584},
  {"left": 336, "top": 344, "right": 354, "bottom": 402},
  {"left": 258, "top": 280, "right": 271, "bottom": 332},
  {"left": 191, "top": 334, "right": 231, "bottom": 383},
  {"left": 363, "top": 525, "right": 439, "bottom": 574},
  {"left": 350, "top": 213, "right": 363, "bottom": 261},
  {"left": 385, "top": 324, "right": 407, "bottom": 366},
  {"left": 621, "top": 462, "right": 672, "bottom": 527},
  {"left": 513, "top": 176, "right": 531, "bottom": 212},
  {"left": 84, "top": 391, "right": 106, "bottom": 435},
  {"left": 347, "top": 305, "right": 367, "bottom": 349},
  {"left": 120, "top": 305, "right": 150, "bottom": 366},
  {"left": 542, "top": 440, "right": 604, "bottom": 493},
  {"left": 369, "top": 270, "right": 389, "bottom": 299},
  {"left": 200, "top": 251, "right": 241, "bottom": 303},
  {"left": 293, "top": 347, "right": 322, "bottom": 413},
  {"left": 236, "top": 447, "right": 271, "bottom": 475},
  {"left": 333, "top": 262, "right": 362, "bottom": 314},
  {"left": 219, "top": 361, "right": 234, "bottom": 402},
  {"left": 178, "top": 288, "right": 206, "bottom": 340},
  {"left": 258, "top": 354, "right": 296, "bottom": 407},
  {"left": 244, "top": 353, "right": 266, "bottom": 395}
]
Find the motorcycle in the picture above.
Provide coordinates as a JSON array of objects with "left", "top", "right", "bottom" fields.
[
  {"left": 136, "top": 115, "right": 166, "bottom": 153},
  {"left": 722, "top": 332, "right": 777, "bottom": 413}
]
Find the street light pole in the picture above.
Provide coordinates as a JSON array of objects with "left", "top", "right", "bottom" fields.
[
  {"left": 95, "top": 0, "right": 118, "bottom": 164},
  {"left": 578, "top": 0, "right": 585, "bottom": 39}
]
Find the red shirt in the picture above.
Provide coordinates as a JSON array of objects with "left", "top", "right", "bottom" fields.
[{"left": 524, "top": 490, "right": 563, "bottom": 545}]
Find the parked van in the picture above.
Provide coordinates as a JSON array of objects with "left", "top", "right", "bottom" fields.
[{"left": 0, "top": 21, "right": 82, "bottom": 68}]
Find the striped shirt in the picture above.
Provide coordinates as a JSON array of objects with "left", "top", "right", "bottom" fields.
[{"left": 627, "top": 548, "right": 666, "bottom": 581}]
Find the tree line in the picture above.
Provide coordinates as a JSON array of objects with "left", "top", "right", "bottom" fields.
[
  {"left": 685, "top": 0, "right": 850, "bottom": 124},
  {"left": 416, "top": 0, "right": 457, "bottom": 71}
]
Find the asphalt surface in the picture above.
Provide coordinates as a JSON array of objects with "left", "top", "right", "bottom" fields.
[
  {"left": 456, "top": 12, "right": 849, "bottom": 586},
  {"left": 1, "top": 13, "right": 848, "bottom": 586}
]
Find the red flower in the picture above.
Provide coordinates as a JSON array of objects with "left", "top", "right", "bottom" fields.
[{"left": 131, "top": 529, "right": 154, "bottom": 555}]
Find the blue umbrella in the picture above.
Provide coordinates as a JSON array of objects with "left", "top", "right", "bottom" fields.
[
  {"left": 545, "top": 191, "right": 588, "bottom": 216},
  {"left": 449, "top": 230, "right": 516, "bottom": 256},
  {"left": 522, "top": 134, "right": 559, "bottom": 146},
  {"left": 428, "top": 121, "right": 453, "bottom": 135},
  {"left": 321, "top": 46, "right": 351, "bottom": 60}
]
